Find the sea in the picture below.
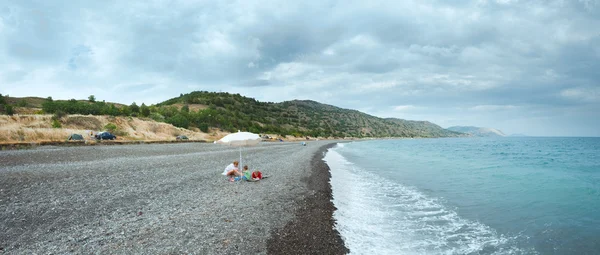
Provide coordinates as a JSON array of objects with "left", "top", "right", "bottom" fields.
[{"left": 325, "top": 137, "right": 600, "bottom": 255}]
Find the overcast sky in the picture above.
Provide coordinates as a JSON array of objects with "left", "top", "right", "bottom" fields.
[{"left": 1, "top": 0, "right": 599, "bottom": 136}]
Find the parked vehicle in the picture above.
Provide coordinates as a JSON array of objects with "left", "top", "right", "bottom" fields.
[
  {"left": 95, "top": 132, "right": 116, "bottom": 140},
  {"left": 176, "top": 135, "right": 189, "bottom": 140}
]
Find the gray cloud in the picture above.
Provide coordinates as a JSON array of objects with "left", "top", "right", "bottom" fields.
[{"left": 1, "top": 0, "right": 599, "bottom": 136}]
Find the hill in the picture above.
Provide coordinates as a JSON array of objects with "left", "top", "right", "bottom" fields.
[
  {"left": 0, "top": 91, "right": 462, "bottom": 141},
  {"left": 447, "top": 126, "right": 506, "bottom": 137},
  {"left": 158, "top": 91, "right": 462, "bottom": 138}
]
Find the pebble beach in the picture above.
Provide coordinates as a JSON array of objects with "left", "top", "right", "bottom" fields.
[{"left": 0, "top": 141, "right": 348, "bottom": 254}]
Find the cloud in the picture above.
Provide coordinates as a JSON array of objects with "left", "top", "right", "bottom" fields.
[
  {"left": 560, "top": 87, "right": 600, "bottom": 102},
  {"left": 393, "top": 105, "right": 418, "bottom": 111},
  {"left": 469, "top": 105, "right": 518, "bottom": 111},
  {"left": 1, "top": 0, "right": 599, "bottom": 136}
]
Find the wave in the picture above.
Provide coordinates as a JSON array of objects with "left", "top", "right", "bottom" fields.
[{"left": 326, "top": 147, "right": 533, "bottom": 255}]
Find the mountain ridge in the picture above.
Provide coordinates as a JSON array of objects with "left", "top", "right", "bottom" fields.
[
  {"left": 447, "top": 126, "right": 506, "bottom": 137},
  {"left": 157, "top": 91, "right": 462, "bottom": 138}
]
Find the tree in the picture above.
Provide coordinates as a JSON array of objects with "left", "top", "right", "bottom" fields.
[
  {"left": 166, "top": 114, "right": 190, "bottom": 129},
  {"left": 0, "top": 93, "right": 5, "bottom": 105},
  {"left": 88, "top": 95, "right": 96, "bottom": 102},
  {"left": 249, "top": 126, "right": 260, "bottom": 134},
  {"left": 181, "top": 104, "right": 189, "bottom": 113},
  {"left": 130, "top": 102, "right": 140, "bottom": 114},
  {"left": 17, "top": 99, "right": 27, "bottom": 107},
  {"left": 120, "top": 105, "right": 132, "bottom": 116},
  {"left": 199, "top": 123, "right": 209, "bottom": 132},
  {"left": 160, "top": 106, "right": 179, "bottom": 118},
  {"left": 149, "top": 112, "right": 165, "bottom": 122},
  {"left": 140, "top": 103, "right": 150, "bottom": 117},
  {"left": 108, "top": 104, "right": 119, "bottom": 116},
  {"left": 42, "top": 97, "right": 56, "bottom": 113},
  {"left": 5, "top": 105, "right": 14, "bottom": 115}
]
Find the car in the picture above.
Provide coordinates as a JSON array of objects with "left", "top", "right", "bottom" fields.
[
  {"left": 95, "top": 132, "right": 116, "bottom": 140},
  {"left": 176, "top": 135, "right": 189, "bottom": 140}
]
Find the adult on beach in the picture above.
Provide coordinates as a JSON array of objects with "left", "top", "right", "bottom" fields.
[{"left": 222, "top": 160, "right": 241, "bottom": 177}]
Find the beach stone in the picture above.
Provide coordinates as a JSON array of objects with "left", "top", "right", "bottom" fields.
[{"left": 0, "top": 141, "right": 348, "bottom": 254}]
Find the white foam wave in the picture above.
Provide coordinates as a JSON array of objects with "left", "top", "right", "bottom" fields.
[{"left": 326, "top": 148, "right": 531, "bottom": 255}]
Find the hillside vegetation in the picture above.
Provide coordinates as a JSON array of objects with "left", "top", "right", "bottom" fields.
[
  {"left": 161, "top": 91, "right": 461, "bottom": 138},
  {"left": 0, "top": 91, "right": 462, "bottom": 141}
]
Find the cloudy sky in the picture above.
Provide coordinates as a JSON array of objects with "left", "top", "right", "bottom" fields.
[{"left": 1, "top": 0, "right": 599, "bottom": 136}]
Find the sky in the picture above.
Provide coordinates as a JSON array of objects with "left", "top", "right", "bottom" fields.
[{"left": 1, "top": 0, "right": 599, "bottom": 136}]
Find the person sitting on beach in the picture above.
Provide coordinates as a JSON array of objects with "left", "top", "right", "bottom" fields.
[
  {"left": 251, "top": 170, "right": 263, "bottom": 180},
  {"left": 242, "top": 165, "right": 251, "bottom": 181},
  {"left": 222, "top": 160, "right": 241, "bottom": 178},
  {"left": 240, "top": 165, "right": 264, "bottom": 182}
]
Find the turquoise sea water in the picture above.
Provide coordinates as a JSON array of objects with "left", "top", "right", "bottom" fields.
[{"left": 325, "top": 137, "right": 600, "bottom": 255}]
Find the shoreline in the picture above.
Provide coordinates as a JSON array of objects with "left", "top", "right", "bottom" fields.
[{"left": 267, "top": 143, "right": 349, "bottom": 254}]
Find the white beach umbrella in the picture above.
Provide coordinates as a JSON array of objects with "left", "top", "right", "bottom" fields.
[{"left": 216, "top": 131, "right": 261, "bottom": 173}]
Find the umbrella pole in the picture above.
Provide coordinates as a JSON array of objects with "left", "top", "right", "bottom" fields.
[{"left": 239, "top": 147, "right": 242, "bottom": 178}]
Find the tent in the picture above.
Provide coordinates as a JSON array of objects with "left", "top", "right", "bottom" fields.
[{"left": 67, "top": 134, "right": 84, "bottom": 141}]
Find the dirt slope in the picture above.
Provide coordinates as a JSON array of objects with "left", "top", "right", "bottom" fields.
[{"left": 0, "top": 114, "right": 218, "bottom": 143}]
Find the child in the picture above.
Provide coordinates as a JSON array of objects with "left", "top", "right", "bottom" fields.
[
  {"left": 242, "top": 165, "right": 252, "bottom": 181},
  {"left": 242, "top": 165, "right": 264, "bottom": 181}
]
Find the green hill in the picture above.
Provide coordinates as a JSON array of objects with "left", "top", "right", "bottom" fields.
[
  {"left": 157, "top": 91, "right": 461, "bottom": 138},
  {"left": 1, "top": 91, "right": 462, "bottom": 138}
]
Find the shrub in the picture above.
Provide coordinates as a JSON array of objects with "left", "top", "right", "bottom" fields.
[
  {"left": 113, "top": 129, "right": 128, "bottom": 137},
  {"left": 5, "top": 105, "right": 14, "bottom": 116},
  {"left": 149, "top": 112, "right": 165, "bottom": 122},
  {"left": 52, "top": 110, "right": 67, "bottom": 121},
  {"left": 52, "top": 119, "right": 62, "bottom": 128},
  {"left": 104, "top": 123, "right": 117, "bottom": 132},
  {"left": 199, "top": 123, "right": 209, "bottom": 132}
]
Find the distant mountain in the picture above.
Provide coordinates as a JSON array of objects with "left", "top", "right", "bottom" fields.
[
  {"left": 447, "top": 126, "right": 506, "bottom": 137},
  {"left": 384, "top": 118, "right": 462, "bottom": 138}
]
